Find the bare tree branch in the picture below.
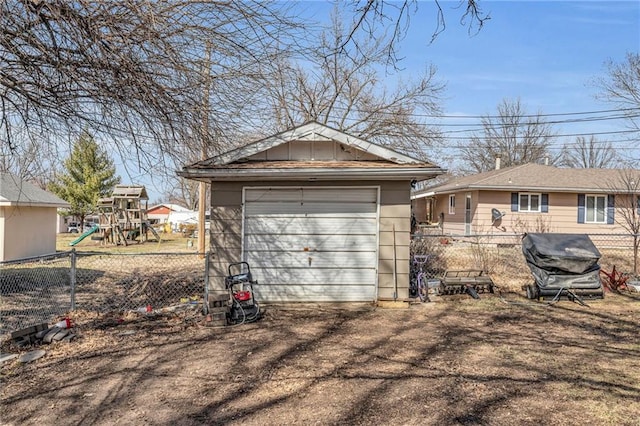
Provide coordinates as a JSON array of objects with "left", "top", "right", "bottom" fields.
[
  {"left": 339, "top": 0, "right": 490, "bottom": 66},
  {"left": 594, "top": 52, "right": 640, "bottom": 133},
  {"left": 604, "top": 169, "right": 640, "bottom": 275},
  {"left": 460, "top": 98, "right": 558, "bottom": 173},
  {"left": 1, "top": 0, "right": 302, "bottom": 167},
  {"left": 559, "top": 135, "right": 620, "bottom": 168},
  {"left": 261, "top": 8, "right": 445, "bottom": 161}
]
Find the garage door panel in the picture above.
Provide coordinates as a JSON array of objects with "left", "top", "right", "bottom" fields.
[
  {"left": 245, "top": 216, "right": 377, "bottom": 235},
  {"left": 246, "top": 212, "right": 376, "bottom": 220},
  {"left": 246, "top": 188, "right": 378, "bottom": 203},
  {"left": 243, "top": 187, "right": 378, "bottom": 302},
  {"left": 245, "top": 251, "right": 377, "bottom": 269},
  {"left": 245, "top": 202, "right": 376, "bottom": 215},
  {"left": 254, "top": 284, "right": 375, "bottom": 302},
  {"left": 251, "top": 267, "right": 376, "bottom": 286},
  {"left": 244, "top": 233, "right": 377, "bottom": 251}
]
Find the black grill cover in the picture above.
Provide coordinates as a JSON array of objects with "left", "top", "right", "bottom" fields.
[{"left": 522, "top": 233, "right": 602, "bottom": 289}]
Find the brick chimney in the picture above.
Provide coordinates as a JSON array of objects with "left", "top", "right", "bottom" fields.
[{"left": 495, "top": 154, "right": 501, "bottom": 170}]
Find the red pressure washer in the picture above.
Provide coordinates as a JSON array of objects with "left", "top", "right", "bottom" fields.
[{"left": 225, "top": 262, "right": 261, "bottom": 324}]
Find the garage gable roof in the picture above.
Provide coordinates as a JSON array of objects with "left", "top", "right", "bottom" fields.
[
  {"left": 0, "top": 172, "right": 70, "bottom": 208},
  {"left": 179, "top": 122, "right": 444, "bottom": 181},
  {"left": 198, "top": 121, "right": 428, "bottom": 166}
]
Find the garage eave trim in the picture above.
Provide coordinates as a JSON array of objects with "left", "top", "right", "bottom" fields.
[{"left": 178, "top": 166, "right": 445, "bottom": 181}]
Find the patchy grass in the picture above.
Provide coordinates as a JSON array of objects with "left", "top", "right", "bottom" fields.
[{"left": 57, "top": 232, "right": 208, "bottom": 253}]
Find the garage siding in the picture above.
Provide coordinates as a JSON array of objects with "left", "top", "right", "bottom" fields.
[{"left": 378, "top": 182, "right": 411, "bottom": 300}]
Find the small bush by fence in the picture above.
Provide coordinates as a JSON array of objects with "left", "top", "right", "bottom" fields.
[
  {"left": 411, "top": 233, "right": 638, "bottom": 292},
  {"left": 1, "top": 250, "right": 209, "bottom": 336}
]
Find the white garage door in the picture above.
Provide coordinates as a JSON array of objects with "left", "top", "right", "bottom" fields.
[{"left": 243, "top": 187, "right": 378, "bottom": 302}]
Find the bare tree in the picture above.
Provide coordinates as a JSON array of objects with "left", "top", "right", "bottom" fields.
[
  {"left": 1, "top": 1, "right": 302, "bottom": 166},
  {"left": 263, "top": 8, "right": 446, "bottom": 160},
  {"left": 607, "top": 169, "right": 640, "bottom": 275},
  {"left": 559, "top": 135, "right": 619, "bottom": 168},
  {"left": 595, "top": 52, "right": 640, "bottom": 132},
  {"left": 460, "top": 98, "right": 558, "bottom": 173},
  {"left": 0, "top": 133, "right": 54, "bottom": 187},
  {"left": 2, "top": 0, "right": 488, "bottom": 203}
]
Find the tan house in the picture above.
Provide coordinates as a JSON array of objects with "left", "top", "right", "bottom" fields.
[
  {"left": 412, "top": 164, "right": 640, "bottom": 236},
  {"left": 0, "top": 173, "right": 70, "bottom": 261},
  {"left": 178, "top": 121, "right": 444, "bottom": 302}
]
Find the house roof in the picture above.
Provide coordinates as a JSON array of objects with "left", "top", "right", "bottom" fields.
[
  {"left": 0, "top": 173, "right": 70, "bottom": 208},
  {"left": 414, "top": 164, "right": 640, "bottom": 197},
  {"left": 148, "top": 203, "right": 191, "bottom": 213},
  {"left": 178, "top": 121, "right": 444, "bottom": 182}
]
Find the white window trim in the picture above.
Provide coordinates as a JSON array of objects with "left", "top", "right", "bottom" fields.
[
  {"left": 518, "top": 192, "right": 542, "bottom": 213},
  {"left": 585, "top": 194, "right": 607, "bottom": 224},
  {"left": 448, "top": 194, "right": 455, "bottom": 215}
]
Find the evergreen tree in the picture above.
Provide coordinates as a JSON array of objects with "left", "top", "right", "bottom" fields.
[{"left": 49, "top": 132, "right": 120, "bottom": 226}]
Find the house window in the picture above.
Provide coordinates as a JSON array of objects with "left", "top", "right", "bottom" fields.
[
  {"left": 448, "top": 195, "right": 455, "bottom": 215},
  {"left": 519, "top": 193, "right": 541, "bottom": 212},
  {"left": 586, "top": 195, "right": 607, "bottom": 223}
]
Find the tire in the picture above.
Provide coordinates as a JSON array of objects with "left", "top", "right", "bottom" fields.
[
  {"left": 417, "top": 280, "right": 429, "bottom": 302},
  {"left": 525, "top": 285, "right": 532, "bottom": 299}
]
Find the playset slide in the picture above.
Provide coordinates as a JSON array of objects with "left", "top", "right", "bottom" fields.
[{"left": 69, "top": 224, "right": 99, "bottom": 247}]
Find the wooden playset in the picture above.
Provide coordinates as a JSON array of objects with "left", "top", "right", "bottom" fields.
[{"left": 95, "top": 185, "right": 161, "bottom": 246}]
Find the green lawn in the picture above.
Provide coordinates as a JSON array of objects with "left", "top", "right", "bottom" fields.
[{"left": 57, "top": 231, "right": 209, "bottom": 253}]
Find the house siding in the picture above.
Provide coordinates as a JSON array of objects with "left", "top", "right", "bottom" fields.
[
  {"left": 208, "top": 180, "right": 412, "bottom": 301},
  {"left": 432, "top": 192, "right": 467, "bottom": 235},
  {"left": 1, "top": 206, "right": 58, "bottom": 261},
  {"left": 431, "top": 190, "right": 635, "bottom": 235}
]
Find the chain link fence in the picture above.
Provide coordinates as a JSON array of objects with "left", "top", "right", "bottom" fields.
[
  {"left": 1, "top": 251, "right": 209, "bottom": 336},
  {"left": 411, "top": 233, "right": 638, "bottom": 292},
  {"left": 2, "top": 233, "right": 638, "bottom": 335},
  {"left": 0, "top": 252, "right": 73, "bottom": 336}
]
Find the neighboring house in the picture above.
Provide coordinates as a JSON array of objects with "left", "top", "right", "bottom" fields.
[
  {"left": 412, "top": 163, "right": 640, "bottom": 236},
  {"left": 147, "top": 203, "right": 191, "bottom": 225},
  {"left": 168, "top": 210, "right": 198, "bottom": 231},
  {"left": 0, "top": 173, "right": 70, "bottom": 261},
  {"left": 178, "top": 121, "right": 444, "bottom": 302},
  {"left": 147, "top": 203, "right": 196, "bottom": 231},
  {"left": 147, "top": 204, "right": 210, "bottom": 232}
]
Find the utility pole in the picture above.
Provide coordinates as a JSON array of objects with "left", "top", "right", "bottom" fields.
[{"left": 198, "top": 41, "right": 212, "bottom": 257}]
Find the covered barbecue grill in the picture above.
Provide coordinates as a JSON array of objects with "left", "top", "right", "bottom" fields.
[{"left": 522, "top": 233, "right": 604, "bottom": 300}]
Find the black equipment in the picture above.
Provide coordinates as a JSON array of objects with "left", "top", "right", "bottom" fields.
[
  {"left": 225, "top": 262, "right": 261, "bottom": 324},
  {"left": 522, "top": 233, "right": 604, "bottom": 302}
]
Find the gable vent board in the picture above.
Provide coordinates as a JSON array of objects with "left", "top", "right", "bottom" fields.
[{"left": 243, "top": 187, "right": 379, "bottom": 302}]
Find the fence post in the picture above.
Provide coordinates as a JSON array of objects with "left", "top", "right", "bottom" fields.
[
  {"left": 70, "top": 248, "right": 77, "bottom": 311},
  {"left": 203, "top": 251, "right": 210, "bottom": 314}
]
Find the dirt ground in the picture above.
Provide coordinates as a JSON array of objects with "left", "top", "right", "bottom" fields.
[{"left": 1, "top": 291, "right": 639, "bottom": 426}]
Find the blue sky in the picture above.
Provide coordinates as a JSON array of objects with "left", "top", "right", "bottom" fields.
[
  {"left": 400, "top": 1, "right": 639, "bottom": 115},
  {"left": 376, "top": 0, "right": 640, "bottom": 160},
  {"left": 291, "top": 0, "right": 640, "bottom": 170},
  {"left": 140, "top": 1, "right": 640, "bottom": 202}
]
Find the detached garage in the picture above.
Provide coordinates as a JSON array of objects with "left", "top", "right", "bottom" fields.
[{"left": 178, "top": 122, "right": 443, "bottom": 302}]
